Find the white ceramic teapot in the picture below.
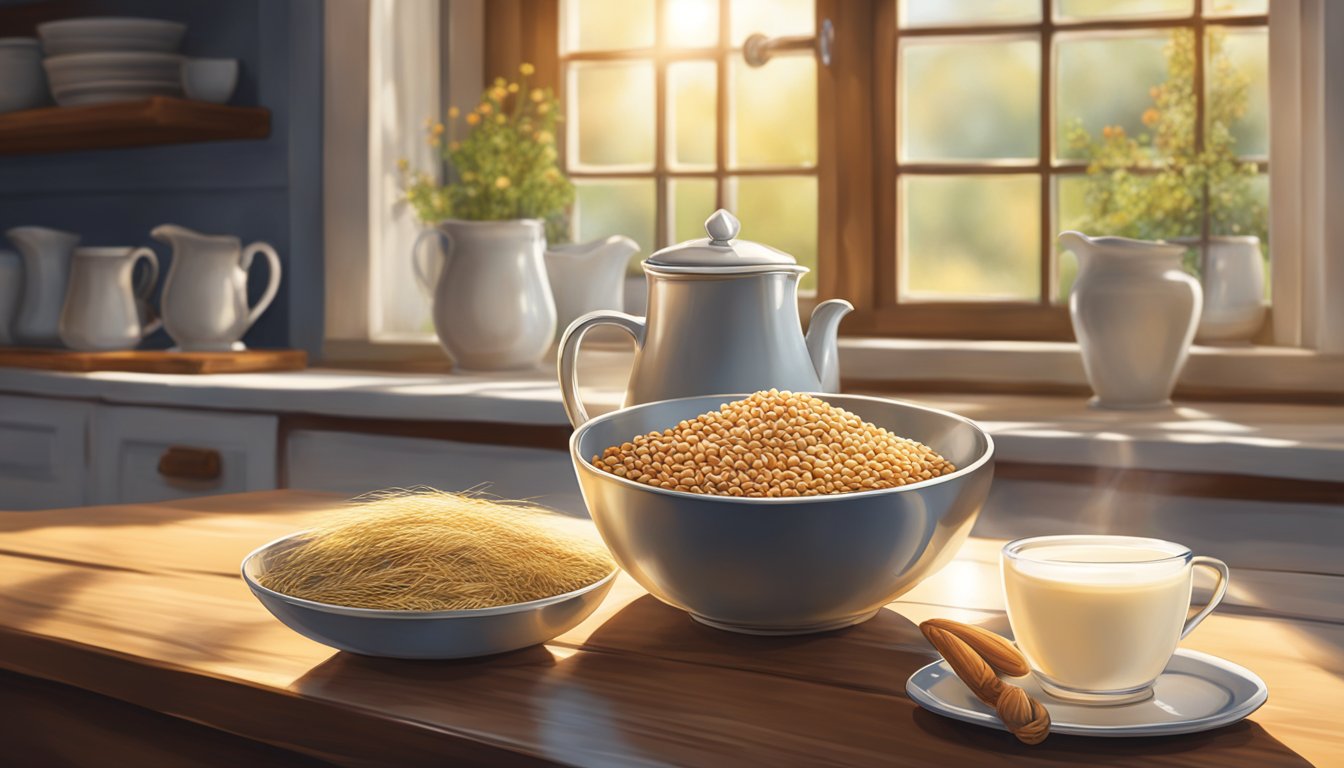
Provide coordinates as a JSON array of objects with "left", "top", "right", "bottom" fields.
[{"left": 558, "top": 209, "right": 853, "bottom": 427}]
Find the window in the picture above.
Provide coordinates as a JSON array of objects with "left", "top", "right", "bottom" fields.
[
  {"left": 863, "top": 0, "right": 1270, "bottom": 339},
  {"left": 559, "top": 0, "right": 821, "bottom": 290}
]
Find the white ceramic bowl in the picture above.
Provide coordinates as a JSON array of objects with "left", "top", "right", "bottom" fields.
[
  {"left": 37, "top": 17, "right": 185, "bottom": 56},
  {"left": 51, "top": 79, "right": 181, "bottom": 107},
  {"left": 44, "top": 51, "right": 184, "bottom": 90},
  {"left": 181, "top": 58, "right": 238, "bottom": 104},
  {"left": 242, "top": 531, "right": 618, "bottom": 659},
  {"left": 571, "top": 393, "right": 995, "bottom": 635},
  {"left": 0, "top": 38, "right": 49, "bottom": 112}
]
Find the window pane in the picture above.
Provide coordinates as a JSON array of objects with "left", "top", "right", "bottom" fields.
[
  {"left": 664, "top": 0, "right": 719, "bottom": 48},
  {"left": 1204, "top": 0, "right": 1266, "bottom": 16},
  {"left": 730, "top": 55, "right": 816, "bottom": 168},
  {"left": 574, "top": 179, "right": 656, "bottom": 267},
  {"left": 1056, "top": 32, "right": 1190, "bottom": 162},
  {"left": 1209, "top": 27, "right": 1267, "bottom": 158},
  {"left": 562, "top": 0, "right": 654, "bottom": 52},
  {"left": 901, "top": 38, "right": 1039, "bottom": 162},
  {"left": 730, "top": 0, "right": 813, "bottom": 46},
  {"left": 728, "top": 175, "right": 818, "bottom": 292},
  {"left": 902, "top": 175, "right": 1040, "bottom": 300},
  {"left": 1055, "top": 0, "right": 1192, "bottom": 21},
  {"left": 901, "top": 0, "right": 1039, "bottom": 28},
  {"left": 670, "top": 178, "right": 718, "bottom": 244},
  {"left": 667, "top": 61, "right": 717, "bottom": 170},
  {"left": 569, "top": 61, "right": 655, "bottom": 170}
]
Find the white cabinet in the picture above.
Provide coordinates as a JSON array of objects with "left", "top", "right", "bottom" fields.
[
  {"left": 91, "top": 405, "right": 277, "bottom": 505},
  {"left": 0, "top": 394, "right": 92, "bottom": 510},
  {"left": 286, "top": 430, "right": 584, "bottom": 515}
]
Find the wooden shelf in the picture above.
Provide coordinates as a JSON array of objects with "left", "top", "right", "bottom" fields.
[{"left": 0, "top": 97, "right": 270, "bottom": 155}]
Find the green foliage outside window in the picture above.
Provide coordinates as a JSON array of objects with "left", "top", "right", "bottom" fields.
[
  {"left": 1064, "top": 30, "right": 1267, "bottom": 267},
  {"left": 400, "top": 63, "right": 575, "bottom": 243}
]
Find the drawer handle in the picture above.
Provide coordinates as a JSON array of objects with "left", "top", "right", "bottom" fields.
[{"left": 158, "top": 446, "right": 222, "bottom": 481}]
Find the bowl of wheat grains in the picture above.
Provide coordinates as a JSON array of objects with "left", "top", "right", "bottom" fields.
[{"left": 570, "top": 390, "right": 994, "bottom": 635}]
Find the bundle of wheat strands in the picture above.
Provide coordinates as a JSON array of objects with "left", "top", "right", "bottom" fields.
[{"left": 257, "top": 490, "right": 615, "bottom": 611}]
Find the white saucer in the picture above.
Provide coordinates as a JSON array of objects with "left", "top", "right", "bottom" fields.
[{"left": 906, "top": 648, "right": 1268, "bottom": 738}]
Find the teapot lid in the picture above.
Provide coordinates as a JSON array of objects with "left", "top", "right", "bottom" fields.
[{"left": 644, "top": 209, "right": 800, "bottom": 272}]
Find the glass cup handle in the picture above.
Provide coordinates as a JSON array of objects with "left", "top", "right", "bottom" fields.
[{"left": 1181, "top": 556, "right": 1230, "bottom": 640}]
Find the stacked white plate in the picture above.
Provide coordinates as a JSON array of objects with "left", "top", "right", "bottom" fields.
[{"left": 37, "top": 18, "right": 186, "bottom": 107}]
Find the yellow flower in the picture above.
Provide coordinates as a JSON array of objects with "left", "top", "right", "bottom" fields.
[
  {"left": 507, "top": 83, "right": 519, "bottom": 94},
  {"left": 495, "top": 176, "right": 512, "bottom": 189},
  {"left": 479, "top": 102, "right": 493, "bottom": 114},
  {"left": 544, "top": 167, "right": 559, "bottom": 180},
  {"left": 535, "top": 130, "right": 553, "bottom": 144},
  {"left": 1141, "top": 108, "right": 1160, "bottom": 127},
  {"left": 431, "top": 122, "right": 445, "bottom": 135},
  {"left": 495, "top": 114, "right": 506, "bottom": 124},
  {"left": 490, "top": 87, "right": 507, "bottom": 101},
  {"left": 465, "top": 112, "right": 480, "bottom": 125},
  {"left": 448, "top": 106, "right": 460, "bottom": 119},
  {"left": 536, "top": 102, "right": 550, "bottom": 115},
  {"left": 519, "top": 62, "right": 535, "bottom": 76},
  {"left": 530, "top": 88, "right": 544, "bottom": 102},
  {"left": 494, "top": 76, "right": 506, "bottom": 87},
  {"left": 396, "top": 158, "right": 409, "bottom": 171}
]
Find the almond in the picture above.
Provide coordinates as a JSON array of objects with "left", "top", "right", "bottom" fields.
[
  {"left": 920, "top": 618, "right": 1030, "bottom": 678},
  {"left": 996, "top": 684, "right": 1051, "bottom": 745},
  {"left": 919, "top": 623, "right": 1004, "bottom": 708}
]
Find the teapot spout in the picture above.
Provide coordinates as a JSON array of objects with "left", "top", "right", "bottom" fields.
[{"left": 805, "top": 299, "right": 853, "bottom": 393}]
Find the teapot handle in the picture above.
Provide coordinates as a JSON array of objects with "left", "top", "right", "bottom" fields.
[
  {"left": 411, "top": 228, "right": 450, "bottom": 294},
  {"left": 240, "top": 242, "right": 282, "bottom": 331},
  {"left": 128, "top": 246, "right": 162, "bottom": 338},
  {"left": 558, "top": 310, "right": 645, "bottom": 428}
]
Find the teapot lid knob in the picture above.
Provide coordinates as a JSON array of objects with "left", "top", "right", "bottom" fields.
[{"left": 705, "top": 209, "right": 740, "bottom": 244}]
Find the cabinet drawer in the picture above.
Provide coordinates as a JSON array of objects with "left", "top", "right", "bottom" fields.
[
  {"left": 92, "top": 405, "right": 277, "bottom": 505},
  {"left": 0, "top": 394, "right": 91, "bottom": 510},
  {"left": 286, "top": 430, "right": 583, "bottom": 515}
]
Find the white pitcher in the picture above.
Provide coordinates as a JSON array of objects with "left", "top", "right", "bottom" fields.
[
  {"left": 151, "top": 224, "right": 281, "bottom": 352},
  {"left": 1174, "top": 236, "right": 1266, "bottom": 344},
  {"left": 1059, "top": 231, "right": 1201, "bottom": 409},
  {"left": 543, "top": 235, "right": 639, "bottom": 339},
  {"left": 59, "top": 247, "right": 161, "bottom": 351},
  {"left": 413, "top": 219, "right": 556, "bottom": 370},
  {"left": 6, "top": 226, "right": 80, "bottom": 347}
]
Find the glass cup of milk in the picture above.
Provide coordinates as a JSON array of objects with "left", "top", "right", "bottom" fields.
[{"left": 1001, "top": 535, "right": 1229, "bottom": 705}]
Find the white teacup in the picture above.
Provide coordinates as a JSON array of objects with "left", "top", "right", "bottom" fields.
[{"left": 1001, "top": 535, "right": 1229, "bottom": 705}]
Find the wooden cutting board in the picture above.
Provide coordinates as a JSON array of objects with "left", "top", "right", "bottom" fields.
[{"left": 0, "top": 347, "right": 306, "bottom": 374}]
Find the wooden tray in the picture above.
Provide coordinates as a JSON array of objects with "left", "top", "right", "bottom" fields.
[{"left": 0, "top": 348, "right": 307, "bottom": 375}]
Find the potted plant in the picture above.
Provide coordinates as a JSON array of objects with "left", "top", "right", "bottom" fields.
[
  {"left": 400, "top": 63, "right": 575, "bottom": 370},
  {"left": 1066, "top": 30, "right": 1268, "bottom": 343}
]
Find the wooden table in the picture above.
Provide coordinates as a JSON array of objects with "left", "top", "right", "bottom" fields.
[{"left": 0, "top": 491, "right": 1339, "bottom": 767}]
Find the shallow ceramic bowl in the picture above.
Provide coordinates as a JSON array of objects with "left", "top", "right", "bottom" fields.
[
  {"left": 571, "top": 393, "right": 994, "bottom": 635},
  {"left": 242, "top": 532, "right": 617, "bottom": 659},
  {"left": 37, "top": 17, "right": 186, "bottom": 56}
]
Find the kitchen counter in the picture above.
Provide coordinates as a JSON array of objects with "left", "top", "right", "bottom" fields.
[
  {"left": 1, "top": 355, "right": 1341, "bottom": 482},
  {"left": 0, "top": 490, "right": 1340, "bottom": 766}
]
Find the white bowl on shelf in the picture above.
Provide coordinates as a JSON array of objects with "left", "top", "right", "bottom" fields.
[
  {"left": 181, "top": 58, "right": 238, "bottom": 104},
  {"left": 0, "top": 37, "right": 50, "bottom": 112},
  {"left": 37, "top": 17, "right": 185, "bottom": 56},
  {"left": 45, "top": 51, "right": 185, "bottom": 89},
  {"left": 52, "top": 78, "right": 181, "bottom": 107}
]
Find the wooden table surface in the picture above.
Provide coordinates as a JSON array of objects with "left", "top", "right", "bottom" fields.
[{"left": 0, "top": 490, "right": 1339, "bottom": 767}]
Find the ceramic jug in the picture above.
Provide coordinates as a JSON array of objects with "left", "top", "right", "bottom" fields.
[
  {"left": 151, "top": 224, "right": 281, "bottom": 351},
  {"left": 1173, "top": 236, "right": 1266, "bottom": 344},
  {"left": 544, "top": 235, "right": 640, "bottom": 340},
  {"left": 6, "top": 226, "right": 80, "bottom": 347},
  {"left": 413, "top": 218, "right": 557, "bottom": 371},
  {"left": 1059, "top": 231, "right": 1202, "bottom": 409},
  {"left": 559, "top": 209, "right": 854, "bottom": 427},
  {"left": 59, "top": 247, "right": 161, "bottom": 351}
]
